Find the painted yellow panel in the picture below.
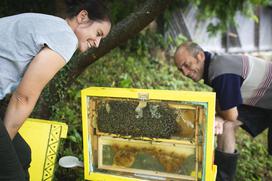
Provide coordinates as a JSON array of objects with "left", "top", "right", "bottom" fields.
[{"left": 19, "top": 118, "right": 68, "bottom": 181}]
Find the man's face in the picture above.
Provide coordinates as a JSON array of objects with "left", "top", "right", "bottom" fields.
[{"left": 174, "top": 49, "right": 205, "bottom": 82}]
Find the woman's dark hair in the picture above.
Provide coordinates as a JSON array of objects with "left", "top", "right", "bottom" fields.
[{"left": 65, "top": 0, "right": 110, "bottom": 22}]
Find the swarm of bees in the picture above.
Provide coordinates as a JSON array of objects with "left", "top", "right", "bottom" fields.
[{"left": 97, "top": 100, "right": 179, "bottom": 138}]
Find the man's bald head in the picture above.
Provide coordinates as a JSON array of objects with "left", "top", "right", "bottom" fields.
[
  {"left": 174, "top": 42, "right": 205, "bottom": 82},
  {"left": 174, "top": 42, "right": 204, "bottom": 62}
]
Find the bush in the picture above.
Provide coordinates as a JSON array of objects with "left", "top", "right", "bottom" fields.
[{"left": 236, "top": 129, "right": 272, "bottom": 181}]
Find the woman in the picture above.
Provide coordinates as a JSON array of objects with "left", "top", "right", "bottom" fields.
[{"left": 0, "top": 0, "right": 111, "bottom": 180}]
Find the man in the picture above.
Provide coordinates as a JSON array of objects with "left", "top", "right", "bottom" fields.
[{"left": 174, "top": 42, "right": 272, "bottom": 181}]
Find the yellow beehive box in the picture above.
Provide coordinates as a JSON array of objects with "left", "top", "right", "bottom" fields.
[{"left": 81, "top": 87, "right": 217, "bottom": 181}]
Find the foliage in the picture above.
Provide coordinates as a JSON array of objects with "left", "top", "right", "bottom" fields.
[
  {"left": 76, "top": 31, "right": 209, "bottom": 91},
  {"left": 106, "top": 0, "right": 145, "bottom": 24},
  {"left": 184, "top": 0, "right": 272, "bottom": 34},
  {"left": 236, "top": 129, "right": 272, "bottom": 180}
]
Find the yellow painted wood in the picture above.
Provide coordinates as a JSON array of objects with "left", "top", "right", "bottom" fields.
[
  {"left": 19, "top": 118, "right": 68, "bottom": 181},
  {"left": 81, "top": 87, "right": 217, "bottom": 181},
  {"left": 81, "top": 87, "right": 215, "bottom": 102}
]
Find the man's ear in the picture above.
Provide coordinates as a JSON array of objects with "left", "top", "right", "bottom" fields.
[
  {"left": 76, "top": 10, "right": 89, "bottom": 24},
  {"left": 196, "top": 51, "right": 205, "bottom": 62}
]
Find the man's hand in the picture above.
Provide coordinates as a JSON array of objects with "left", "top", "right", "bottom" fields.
[{"left": 214, "top": 116, "right": 224, "bottom": 135}]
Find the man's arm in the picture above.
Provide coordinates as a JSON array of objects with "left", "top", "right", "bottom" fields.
[
  {"left": 217, "top": 106, "right": 238, "bottom": 121},
  {"left": 214, "top": 106, "right": 238, "bottom": 136},
  {"left": 4, "top": 47, "right": 65, "bottom": 139}
]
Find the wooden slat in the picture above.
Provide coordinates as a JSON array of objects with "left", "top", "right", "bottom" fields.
[{"left": 99, "top": 165, "right": 195, "bottom": 181}]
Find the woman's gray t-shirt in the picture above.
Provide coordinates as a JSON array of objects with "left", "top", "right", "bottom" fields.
[{"left": 0, "top": 13, "right": 78, "bottom": 100}]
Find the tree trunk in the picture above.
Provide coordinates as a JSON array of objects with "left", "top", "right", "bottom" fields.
[{"left": 34, "top": 0, "right": 173, "bottom": 118}]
